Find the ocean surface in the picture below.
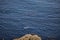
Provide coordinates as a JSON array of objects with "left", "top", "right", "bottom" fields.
[{"left": 0, "top": 0, "right": 60, "bottom": 40}]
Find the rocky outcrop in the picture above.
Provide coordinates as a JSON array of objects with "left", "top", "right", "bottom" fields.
[{"left": 13, "top": 34, "right": 41, "bottom": 40}]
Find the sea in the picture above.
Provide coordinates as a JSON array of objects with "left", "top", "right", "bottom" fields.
[{"left": 0, "top": 0, "right": 60, "bottom": 40}]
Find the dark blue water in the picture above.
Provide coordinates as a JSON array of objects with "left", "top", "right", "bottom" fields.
[{"left": 0, "top": 0, "right": 60, "bottom": 40}]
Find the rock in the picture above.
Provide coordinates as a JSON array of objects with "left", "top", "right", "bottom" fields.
[
  {"left": 30, "top": 35, "right": 41, "bottom": 40},
  {"left": 13, "top": 34, "right": 41, "bottom": 40}
]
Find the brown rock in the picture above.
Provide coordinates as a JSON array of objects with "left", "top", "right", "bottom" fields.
[
  {"left": 30, "top": 35, "right": 41, "bottom": 40},
  {"left": 13, "top": 34, "right": 41, "bottom": 40}
]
